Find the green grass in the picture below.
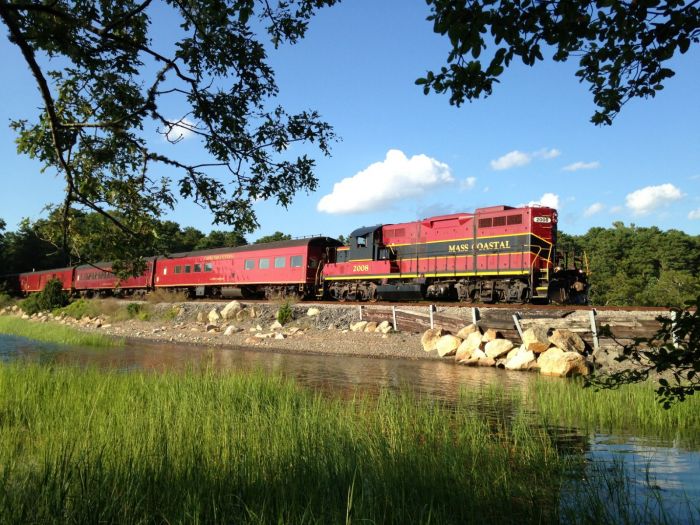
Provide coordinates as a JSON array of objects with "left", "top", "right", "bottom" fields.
[
  {"left": 0, "top": 364, "right": 565, "bottom": 524},
  {"left": 0, "top": 317, "right": 122, "bottom": 347},
  {"left": 524, "top": 377, "right": 700, "bottom": 445}
]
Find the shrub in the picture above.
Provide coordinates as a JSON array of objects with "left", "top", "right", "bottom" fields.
[
  {"left": 40, "top": 279, "right": 69, "bottom": 311},
  {"left": 19, "top": 294, "right": 42, "bottom": 315},
  {"left": 126, "top": 303, "right": 142, "bottom": 317},
  {"left": 276, "top": 300, "right": 294, "bottom": 325}
]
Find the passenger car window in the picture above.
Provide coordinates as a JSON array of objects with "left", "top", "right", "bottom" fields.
[
  {"left": 244, "top": 259, "right": 255, "bottom": 270},
  {"left": 274, "top": 256, "right": 285, "bottom": 268},
  {"left": 290, "top": 256, "right": 303, "bottom": 268},
  {"left": 185, "top": 265, "right": 191, "bottom": 273},
  {"left": 259, "top": 258, "right": 270, "bottom": 269},
  {"left": 204, "top": 263, "right": 213, "bottom": 272},
  {"left": 194, "top": 264, "right": 201, "bottom": 272}
]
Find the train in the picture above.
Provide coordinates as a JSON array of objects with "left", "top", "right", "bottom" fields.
[{"left": 2, "top": 205, "right": 589, "bottom": 304}]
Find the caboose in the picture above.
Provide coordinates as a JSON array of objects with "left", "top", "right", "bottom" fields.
[{"left": 322, "top": 205, "right": 587, "bottom": 304}]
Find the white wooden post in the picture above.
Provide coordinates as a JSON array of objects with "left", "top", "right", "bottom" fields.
[
  {"left": 392, "top": 306, "right": 397, "bottom": 332},
  {"left": 359, "top": 305, "right": 363, "bottom": 321},
  {"left": 429, "top": 304, "right": 435, "bottom": 329},
  {"left": 512, "top": 313, "right": 524, "bottom": 342},
  {"left": 471, "top": 307, "right": 479, "bottom": 326},
  {"left": 589, "top": 309, "right": 599, "bottom": 352}
]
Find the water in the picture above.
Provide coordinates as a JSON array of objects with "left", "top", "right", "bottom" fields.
[{"left": 2, "top": 334, "right": 699, "bottom": 522}]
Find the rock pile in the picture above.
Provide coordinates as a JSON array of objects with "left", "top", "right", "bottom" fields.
[{"left": 422, "top": 324, "right": 590, "bottom": 377}]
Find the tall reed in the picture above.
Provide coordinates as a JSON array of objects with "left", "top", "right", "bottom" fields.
[
  {"left": 0, "top": 317, "right": 122, "bottom": 347},
  {"left": 0, "top": 364, "right": 563, "bottom": 524}
]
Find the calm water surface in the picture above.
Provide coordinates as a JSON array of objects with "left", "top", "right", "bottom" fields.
[{"left": 2, "top": 334, "right": 699, "bottom": 522}]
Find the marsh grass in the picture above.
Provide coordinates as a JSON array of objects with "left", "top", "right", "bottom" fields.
[
  {"left": 0, "top": 364, "right": 564, "bottom": 524},
  {"left": 525, "top": 377, "right": 700, "bottom": 445},
  {"left": 0, "top": 317, "right": 122, "bottom": 347}
]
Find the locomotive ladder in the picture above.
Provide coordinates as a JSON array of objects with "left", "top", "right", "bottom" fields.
[{"left": 531, "top": 244, "right": 553, "bottom": 300}]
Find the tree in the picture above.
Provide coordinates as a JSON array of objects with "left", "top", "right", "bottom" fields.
[
  {"left": 254, "top": 231, "right": 292, "bottom": 244},
  {"left": 0, "top": 0, "right": 337, "bottom": 276},
  {"left": 418, "top": 0, "right": 700, "bottom": 125},
  {"left": 588, "top": 297, "right": 700, "bottom": 407},
  {"left": 194, "top": 230, "right": 248, "bottom": 250}
]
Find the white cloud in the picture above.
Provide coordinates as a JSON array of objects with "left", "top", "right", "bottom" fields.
[
  {"left": 625, "top": 183, "right": 684, "bottom": 215},
  {"left": 584, "top": 202, "right": 604, "bottom": 217},
  {"left": 527, "top": 192, "right": 560, "bottom": 209},
  {"left": 689, "top": 209, "right": 700, "bottom": 220},
  {"left": 461, "top": 176, "right": 477, "bottom": 190},
  {"left": 609, "top": 205, "right": 623, "bottom": 214},
  {"left": 165, "top": 117, "right": 196, "bottom": 142},
  {"left": 563, "top": 161, "right": 601, "bottom": 172},
  {"left": 490, "top": 150, "right": 531, "bottom": 170},
  {"left": 534, "top": 148, "right": 561, "bottom": 160},
  {"left": 490, "top": 147, "right": 560, "bottom": 170},
  {"left": 317, "top": 149, "right": 453, "bottom": 214}
]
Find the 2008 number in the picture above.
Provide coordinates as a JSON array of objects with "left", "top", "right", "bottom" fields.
[{"left": 353, "top": 264, "right": 369, "bottom": 272}]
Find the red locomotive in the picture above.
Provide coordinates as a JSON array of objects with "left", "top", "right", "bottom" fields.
[
  {"left": 323, "top": 205, "right": 587, "bottom": 304},
  {"left": 7, "top": 206, "right": 587, "bottom": 304}
]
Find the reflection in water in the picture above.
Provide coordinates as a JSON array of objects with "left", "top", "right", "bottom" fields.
[{"left": 1, "top": 333, "right": 699, "bottom": 522}]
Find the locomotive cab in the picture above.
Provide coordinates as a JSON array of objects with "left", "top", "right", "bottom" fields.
[{"left": 347, "top": 225, "right": 384, "bottom": 262}]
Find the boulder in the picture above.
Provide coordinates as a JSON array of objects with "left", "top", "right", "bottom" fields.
[
  {"left": 377, "top": 321, "right": 393, "bottom": 334},
  {"left": 224, "top": 325, "right": 242, "bottom": 336},
  {"left": 235, "top": 309, "right": 248, "bottom": 322},
  {"left": 477, "top": 356, "right": 496, "bottom": 367},
  {"left": 221, "top": 300, "right": 243, "bottom": 320},
  {"left": 548, "top": 329, "right": 586, "bottom": 354},
  {"left": 481, "top": 328, "right": 502, "bottom": 342},
  {"left": 254, "top": 332, "right": 275, "bottom": 339},
  {"left": 505, "top": 346, "right": 537, "bottom": 371},
  {"left": 274, "top": 333, "right": 285, "bottom": 340},
  {"left": 455, "top": 331, "right": 483, "bottom": 362},
  {"left": 306, "top": 307, "right": 320, "bottom": 317},
  {"left": 459, "top": 348, "right": 486, "bottom": 366},
  {"left": 436, "top": 335, "right": 463, "bottom": 357},
  {"left": 538, "top": 348, "right": 589, "bottom": 377},
  {"left": 207, "top": 309, "right": 221, "bottom": 323},
  {"left": 456, "top": 324, "right": 481, "bottom": 339},
  {"left": 522, "top": 326, "right": 551, "bottom": 354},
  {"left": 421, "top": 328, "right": 446, "bottom": 352},
  {"left": 364, "top": 322, "right": 378, "bottom": 333},
  {"left": 270, "top": 320, "right": 283, "bottom": 330},
  {"left": 484, "top": 339, "right": 515, "bottom": 359},
  {"left": 350, "top": 321, "right": 368, "bottom": 332}
]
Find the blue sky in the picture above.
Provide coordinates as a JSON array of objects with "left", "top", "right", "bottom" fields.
[{"left": 1, "top": 0, "right": 699, "bottom": 240}]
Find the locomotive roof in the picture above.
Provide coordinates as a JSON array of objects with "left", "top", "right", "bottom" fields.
[
  {"left": 349, "top": 225, "right": 383, "bottom": 238},
  {"left": 164, "top": 236, "right": 342, "bottom": 259}
]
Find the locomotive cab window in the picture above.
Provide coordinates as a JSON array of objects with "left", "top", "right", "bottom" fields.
[
  {"left": 244, "top": 259, "right": 255, "bottom": 270},
  {"left": 204, "top": 263, "right": 213, "bottom": 272},
  {"left": 194, "top": 264, "right": 201, "bottom": 272},
  {"left": 259, "top": 258, "right": 270, "bottom": 269},
  {"left": 175, "top": 265, "right": 182, "bottom": 274},
  {"left": 274, "top": 256, "right": 286, "bottom": 268},
  {"left": 290, "top": 256, "right": 303, "bottom": 268},
  {"left": 184, "top": 265, "right": 191, "bottom": 273},
  {"left": 356, "top": 236, "right": 367, "bottom": 247}
]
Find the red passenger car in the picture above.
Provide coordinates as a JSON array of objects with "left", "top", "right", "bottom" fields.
[
  {"left": 18, "top": 267, "right": 74, "bottom": 294},
  {"left": 154, "top": 237, "right": 342, "bottom": 298},
  {"left": 74, "top": 260, "right": 155, "bottom": 296},
  {"left": 322, "top": 205, "right": 587, "bottom": 304}
]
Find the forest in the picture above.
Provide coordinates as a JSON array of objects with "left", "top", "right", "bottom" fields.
[{"left": 1, "top": 215, "right": 698, "bottom": 307}]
